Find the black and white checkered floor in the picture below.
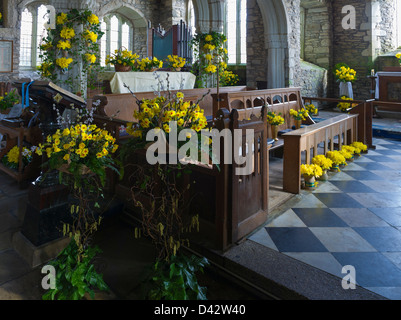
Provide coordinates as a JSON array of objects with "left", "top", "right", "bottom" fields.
[{"left": 248, "top": 137, "right": 401, "bottom": 300}]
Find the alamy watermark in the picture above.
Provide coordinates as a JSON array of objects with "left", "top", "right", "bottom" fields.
[{"left": 341, "top": 265, "right": 356, "bottom": 290}]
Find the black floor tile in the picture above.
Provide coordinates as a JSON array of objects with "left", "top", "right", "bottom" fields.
[
  {"left": 265, "top": 227, "right": 328, "bottom": 252},
  {"left": 344, "top": 171, "right": 384, "bottom": 180},
  {"left": 363, "top": 155, "right": 398, "bottom": 162},
  {"left": 313, "top": 193, "right": 364, "bottom": 208},
  {"left": 292, "top": 208, "right": 348, "bottom": 227},
  {"left": 332, "top": 252, "right": 401, "bottom": 287},
  {"left": 355, "top": 162, "right": 393, "bottom": 171},
  {"left": 330, "top": 180, "right": 377, "bottom": 193},
  {"left": 373, "top": 149, "right": 401, "bottom": 156},
  {"left": 353, "top": 227, "right": 401, "bottom": 252}
]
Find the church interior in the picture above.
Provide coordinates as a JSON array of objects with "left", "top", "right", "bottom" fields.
[{"left": 1, "top": 0, "right": 401, "bottom": 302}]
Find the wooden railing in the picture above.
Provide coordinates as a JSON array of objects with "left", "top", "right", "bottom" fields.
[
  {"left": 303, "top": 97, "right": 375, "bottom": 149},
  {"left": 282, "top": 114, "right": 358, "bottom": 194}
]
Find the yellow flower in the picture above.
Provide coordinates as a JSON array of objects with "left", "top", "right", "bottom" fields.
[
  {"left": 57, "top": 40, "right": 71, "bottom": 50},
  {"left": 87, "top": 13, "right": 99, "bottom": 25},
  {"left": 56, "top": 57, "right": 73, "bottom": 69},
  {"left": 56, "top": 12, "right": 68, "bottom": 25},
  {"left": 63, "top": 154, "right": 70, "bottom": 161},
  {"left": 205, "top": 35, "right": 213, "bottom": 42},
  {"left": 60, "top": 27, "right": 75, "bottom": 39},
  {"left": 204, "top": 64, "right": 217, "bottom": 73},
  {"left": 85, "top": 53, "right": 96, "bottom": 64},
  {"left": 83, "top": 30, "right": 98, "bottom": 43}
]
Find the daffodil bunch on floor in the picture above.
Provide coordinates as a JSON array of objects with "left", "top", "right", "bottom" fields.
[
  {"left": 1, "top": 145, "right": 34, "bottom": 170},
  {"left": 312, "top": 155, "right": 333, "bottom": 172},
  {"left": 300, "top": 163, "right": 323, "bottom": 179},
  {"left": 351, "top": 141, "right": 367, "bottom": 154},
  {"left": 35, "top": 123, "right": 120, "bottom": 186},
  {"left": 326, "top": 150, "right": 346, "bottom": 171}
]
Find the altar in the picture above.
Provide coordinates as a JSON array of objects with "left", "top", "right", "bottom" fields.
[{"left": 109, "top": 71, "right": 196, "bottom": 94}]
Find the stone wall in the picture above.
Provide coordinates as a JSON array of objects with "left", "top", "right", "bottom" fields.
[
  {"left": 300, "top": 60, "right": 327, "bottom": 98},
  {"left": 246, "top": 0, "right": 266, "bottom": 89}
]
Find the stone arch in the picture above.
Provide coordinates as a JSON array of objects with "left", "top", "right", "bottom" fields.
[
  {"left": 98, "top": 3, "right": 147, "bottom": 28},
  {"left": 256, "top": 0, "right": 290, "bottom": 88}
]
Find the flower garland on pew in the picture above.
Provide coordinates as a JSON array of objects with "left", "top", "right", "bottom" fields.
[{"left": 37, "top": 9, "right": 104, "bottom": 94}]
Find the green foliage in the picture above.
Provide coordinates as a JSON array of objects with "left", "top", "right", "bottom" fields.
[
  {"left": 42, "top": 240, "right": 109, "bottom": 300},
  {"left": 143, "top": 253, "right": 209, "bottom": 300}
]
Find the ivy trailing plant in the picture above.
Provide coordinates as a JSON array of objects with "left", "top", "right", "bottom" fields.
[
  {"left": 42, "top": 240, "right": 108, "bottom": 300},
  {"left": 38, "top": 9, "right": 104, "bottom": 94},
  {"left": 142, "top": 253, "right": 208, "bottom": 300}
]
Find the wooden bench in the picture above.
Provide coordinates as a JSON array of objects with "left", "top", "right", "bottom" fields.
[
  {"left": 212, "top": 87, "right": 315, "bottom": 153},
  {"left": 91, "top": 85, "right": 249, "bottom": 123},
  {"left": 303, "top": 96, "right": 375, "bottom": 149},
  {"left": 282, "top": 113, "right": 358, "bottom": 194}
]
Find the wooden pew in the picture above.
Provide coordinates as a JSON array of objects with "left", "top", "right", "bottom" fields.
[
  {"left": 303, "top": 97, "right": 375, "bottom": 149},
  {"left": 188, "top": 106, "right": 269, "bottom": 250},
  {"left": 282, "top": 114, "right": 358, "bottom": 194},
  {"left": 113, "top": 106, "right": 269, "bottom": 251},
  {"left": 92, "top": 86, "right": 249, "bottom": 122}
]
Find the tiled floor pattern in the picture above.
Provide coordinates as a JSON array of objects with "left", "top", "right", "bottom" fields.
[{"left": 249, "top": 137, "right": 401, "bottom": 300}]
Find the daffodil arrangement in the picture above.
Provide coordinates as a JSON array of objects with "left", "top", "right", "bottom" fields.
[
  {"left": 266, "top": 111, "right": 285, "bottom": 126},
  {"left": 38, "top": 9, "right": 103, "bottom": 92},
  {"left": 137, "top": 57, "right": 163, "bottom": 71},
  {"left": 337, "top": 96, "right": 355, "bottom": 112},
  {"left": 334, "top": 63, "right": 357, "bottom": 83},
  {"left": 289, "top": 108, "right": 309, "bottom": 121},
  {"left": 126, "top": 91, "right": 208, "bottom": 141},
  {"left": 0, "top": 89, "right": 20, "bottom": 111},
  {"left": 1, "top": 145, "right": 34, "bottom": 170},
  {"left": 312, "top": 155, "right": 333, "bottom": 171},
  {"left": 35, "top": 123, "right": 120, "bottom": 186},
  {"left": 165, "top": 55, "right": 186, "bottom": 70},
  {"left": 105, "top": 48, "right": 139, "bottom": 69},
  {"left": 220, "top": 70, "right": 239, "bottom": 86},
  {"left": 191, "top": 31, "right": 238, "bottom": 88},
  {"left": 396, "top": 52, "right": 401, "bottom": 65},
  {"left": 326, "top": 150, "right": 346, "bottom": 170},
  {"left": 351, "top": 141, "right": 367, "bottom": 153},
  {"left": 342, "top": 145, "right": 358, "bottom": 155},
  {"left": 300, "top": 163, "right": 323, "bottom": 178},
  {"left": 305, "top": 104, "right": 318, "bottom": 116},
  {"left": 0, "top": 12, "right": 3, "bottom": 24}
]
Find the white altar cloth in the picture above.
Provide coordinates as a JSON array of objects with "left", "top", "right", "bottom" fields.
[{"left": 109, "top": 71, "right": 196, "bottom": 94}]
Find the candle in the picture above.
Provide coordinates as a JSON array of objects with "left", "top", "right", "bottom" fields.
[{"left": 371, "top": 69, "right": 375, "bottom": 76}]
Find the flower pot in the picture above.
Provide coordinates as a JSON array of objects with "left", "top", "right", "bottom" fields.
[
  {"left": 170, "top": 67, "right": 181, "bottom": 72},
  {"left": 271, "top": 125, "right": 279, "bottom": 141},
  {"left": 339, "top": 81, "right": 353, "bottom": 99},
  {"left": 294, "top": 119, "right": 302, "bottom": 129},
  {"left": 330, "top": 164, "right": 340, "bottom": 172},
  {"left": 303, "top": 175, "right": 316, "bottom": 190},
  {"left": 318, "top": 170, "right": 329, "bottom": 181},
  {"left": 114, "top": 64, "right": 132, "bottom": 72}
]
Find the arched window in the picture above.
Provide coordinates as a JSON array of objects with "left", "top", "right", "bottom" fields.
[
  {"left": 100, "top": 14, "right": 133, "bottom": 67},
  {"left": 225, "top": 0, "right": 246, "bottom": 65},
  {"left": 19, "top": 4, "right": 49, "bottom": 69}
]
